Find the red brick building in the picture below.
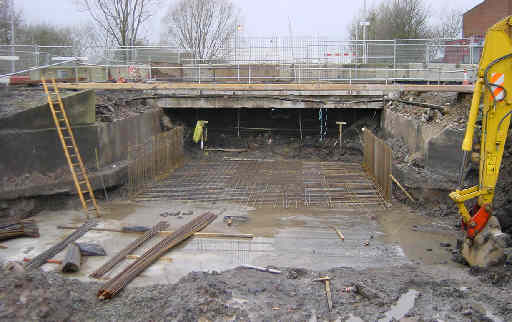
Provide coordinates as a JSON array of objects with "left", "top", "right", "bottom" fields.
[{"left": 463, "top": 0, "right": 512, "bottom": 38}]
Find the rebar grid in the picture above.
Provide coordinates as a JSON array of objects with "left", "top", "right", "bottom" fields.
[
  {"left": 137, "top": 160, "right": 385, "bottom": 209},
  {"left": 128, "top": 127, "right": 184, "bottom": 197}
]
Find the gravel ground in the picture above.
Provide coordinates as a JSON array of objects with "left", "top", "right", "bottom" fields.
[{"left": 0, "top": 262, "right": 510, "bottom": 321}]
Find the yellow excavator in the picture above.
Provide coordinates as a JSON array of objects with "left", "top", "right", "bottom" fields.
[{"left": 450, "top": 16, "right": 512, "bottom": 268}]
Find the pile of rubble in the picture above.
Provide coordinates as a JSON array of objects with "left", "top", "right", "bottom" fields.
[{"left": 95, "top": 90, "right": 155, "bottom": 122}]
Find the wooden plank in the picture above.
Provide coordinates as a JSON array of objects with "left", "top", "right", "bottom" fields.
[
  {"left": 126, "top": 254, "right": 173, "bottom": 262},
  {"left": 329, "top": 225, "right": 345, "bottom": 241},
  {"left": 390, "top": 174, "right": 415, "bottom": 202},
  {"left": 55, "top": 82, "right": 474, "bottom": 93},
  {"left": 57, "top": 225, "right": 253, "bottom": 239}
]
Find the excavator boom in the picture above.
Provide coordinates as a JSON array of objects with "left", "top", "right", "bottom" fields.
[{"left": 449, "top": 16, "right": 512, "bottom": 267}]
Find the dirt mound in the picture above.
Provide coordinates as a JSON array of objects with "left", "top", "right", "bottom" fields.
[{"left": 0, "top": 264, "right": 510, "bottom": 321}]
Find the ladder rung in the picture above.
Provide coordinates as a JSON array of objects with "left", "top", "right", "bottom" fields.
[{"left": 79, "top": 180, "right": 87, "bottom": 185}]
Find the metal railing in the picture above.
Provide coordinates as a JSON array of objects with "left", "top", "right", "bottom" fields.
[
  {"left": 102, "top": 38, "right": 483, "bottom": 66},
  {"left": 0, "top": 44, "right": 74, "bottom": 75},
  {"left": 0, "top": 37, "right": 483, "bottom": 84},
  {"left": 362, "top": 128, "right": 392, "bottom": 202}
]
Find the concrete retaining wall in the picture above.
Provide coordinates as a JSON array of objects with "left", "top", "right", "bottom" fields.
[
  {"left": 382, "top": 109, "right": 463, "bottom": 179},
  {"left": 0, "top": 90, "right": 96, "bottom": 130},
  {"left": 0, "top": 109, "right": 163, "bottom": 200}
]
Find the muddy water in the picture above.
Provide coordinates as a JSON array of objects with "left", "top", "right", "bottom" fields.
[
  {"left": 376, "top": 205, "right": 458, "bottom": 266},
  {"left": 0, "top": 200, "right": 461, "bottom": 287},
  {"left": 379, "top": 289, "right": 419, "bottom": 322}
]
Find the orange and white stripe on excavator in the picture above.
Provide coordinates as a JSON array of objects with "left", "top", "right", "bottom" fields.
[{"left": 490, "top": 72, "right": 505, "bottom": 101}]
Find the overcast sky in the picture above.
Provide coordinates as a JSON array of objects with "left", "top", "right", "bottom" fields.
[{"left": 16, "top": 0, "right": 483, "bottom": 41}]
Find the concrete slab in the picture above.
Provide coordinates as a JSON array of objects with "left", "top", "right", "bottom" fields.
[
  {"left": 0, "top": 200, "right": 457, "bottom": 288},
  {"left": 157, "top": 95, "right": 383, "bottom": 109},
  {"left": 55, "top": 82, "right": 474, "bottom": 93},
  {"left": 0, "top": 90, "right": 95, "bottom": 130}
]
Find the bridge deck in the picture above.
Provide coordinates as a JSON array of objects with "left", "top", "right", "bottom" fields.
[{"left": 56, "top": 82, "right": 473, "bottom": 93}]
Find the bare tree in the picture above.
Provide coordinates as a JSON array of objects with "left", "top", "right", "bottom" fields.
[
  {"left": 162, "top": 0, "right": 240, "bottom": 61},
  {"left": 431, "top": 9, "right": 463, "bottom": 39},
  {"left": 0, "top": 0, "right": 22, "bottom": 45},
  {"left": 75, "top": 0, "right": 157, "bottom": 48},
  {"left": 348, "top": 0, "right": 431, "bottom": 40},
  {"left": 69, "top": 24, "right": 102, "bottom": 59}
]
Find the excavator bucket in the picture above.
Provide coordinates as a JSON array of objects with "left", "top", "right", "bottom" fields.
[
  {"left": 463, "top": 205, "right": 491, "bottom": 239},
  {"left": 462, "top": 216, "right": 507, "bottom": 268}
]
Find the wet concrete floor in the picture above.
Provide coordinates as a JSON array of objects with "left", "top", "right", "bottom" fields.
[{"left": 0, "top": 199, "right": 460, "bottom": 288}]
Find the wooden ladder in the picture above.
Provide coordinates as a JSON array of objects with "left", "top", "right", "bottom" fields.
[{"left": 42, "top": 77, "right": 100, "bottom": 218}]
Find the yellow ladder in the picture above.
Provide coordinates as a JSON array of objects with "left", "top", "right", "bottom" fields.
[{"left": 42, "top": 77, "right": 100, "bottom": 218}]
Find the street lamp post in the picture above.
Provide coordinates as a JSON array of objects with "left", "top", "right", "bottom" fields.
[
  {"left": 359, "top": 0, "right": 370, "bottom": 64},
  {"left": 360, "top": 21, "right": 370, "bottom": 64}
]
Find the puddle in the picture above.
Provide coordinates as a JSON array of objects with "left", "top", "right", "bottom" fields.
[
  {"left": 376, "top": 205, "right": 457, "bottom": 266},
  {"left": 379, "top": 289, "right": 419, "bottom": 322},
  {"left": 346, "top": 314, "right": 364, "bottom": 322}
]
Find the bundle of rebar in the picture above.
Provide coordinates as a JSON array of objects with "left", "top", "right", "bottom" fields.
[
  {"left": 25, "top": 220, "right": 97, "bottom": 271},
  {"left": 90, "top": 221, "right": 169, "bottom": 279},
  {"left": 0, "top": 219, "right": 39, "bottom": 241},
  {"left": 98, "top": 212, "right": 217, "bottom": 300}
]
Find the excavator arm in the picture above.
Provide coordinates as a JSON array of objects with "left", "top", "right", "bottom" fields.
[{"left": 449, "top": 16, "right": 512, "bottom": 267}]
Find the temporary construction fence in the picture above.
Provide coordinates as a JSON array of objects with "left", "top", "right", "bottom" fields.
[
  {"left": 362, "top": 128, "right": 392, "bottom": 202},
  {"left": 0, "top": 37, "right": 483, "bottom": 83},
  {"left": 127, "top": 127, "right": 184, "bottom": 197}
]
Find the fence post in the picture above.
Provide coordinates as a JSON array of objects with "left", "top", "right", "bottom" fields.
[
  {"left": 425, "top": 43, "right": 429, "bottom": 65},
  {"left": 34, "top": 45, "right": 40, "bottom": 67},
  {"left": 469, "top": 43, "right": 473, "bottom": 64},
  {"left": 393, "top": 40, "right": 397, "bottom": 69}
]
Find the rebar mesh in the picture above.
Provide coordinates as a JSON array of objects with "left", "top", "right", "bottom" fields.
[{"left": 127, "top": 127, "right": 184, "bottom": 197}]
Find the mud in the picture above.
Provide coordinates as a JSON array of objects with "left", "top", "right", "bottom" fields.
[
  {"left": 0, "top": 260, "right": 510, "bottom": 321},
  {"left": 1, "top": 196, "right": 510, "bottom": 321}
]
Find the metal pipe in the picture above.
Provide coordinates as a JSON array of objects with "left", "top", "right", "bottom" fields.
[{"left": 0, "top": 58, "right": 79, "bottom": 79}]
